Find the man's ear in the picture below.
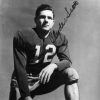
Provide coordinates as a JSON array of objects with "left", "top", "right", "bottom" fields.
[
  {"left": 53, "top": 19, "right": 55, "bottom": 23},
  {"left": 52, "top": 19, "right": 55, "bottom": 26},
  {"left": 34, "top": 17, "right": 39, "bottom": 27}
]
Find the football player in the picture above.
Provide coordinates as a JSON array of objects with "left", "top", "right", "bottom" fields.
[{"left": 9, "top": 4, "right": 79, "bottom": 100}]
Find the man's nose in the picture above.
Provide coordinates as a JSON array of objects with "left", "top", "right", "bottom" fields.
[{"left": 44, "top": 17, "right": 48, "bottom": 22}]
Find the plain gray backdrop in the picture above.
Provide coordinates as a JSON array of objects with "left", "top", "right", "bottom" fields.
[{"left": 0, "top": 0, "right": 100, "bottom": 100}]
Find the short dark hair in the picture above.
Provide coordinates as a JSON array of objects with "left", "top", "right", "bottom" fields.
[{"left": 35, "top": 4, "right": 55, "bottom": 18}]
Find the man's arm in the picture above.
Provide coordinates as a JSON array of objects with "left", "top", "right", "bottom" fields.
[
  {"left": 56, "top": 34, "right": 72, "bottom": 71},
  {"left": 13, "top": 31, "right": 31, "bottom": 99},
  {"left": 39, "top": 34, "right": 71, "bottom": 84}
]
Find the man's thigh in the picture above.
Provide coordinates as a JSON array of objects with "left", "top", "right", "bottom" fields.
[
  {"left": 9, "top": 67, "right": 79, "bottom": 98},
  {"left": 30, "top": 69, "right": 69, "bottom": 96}
]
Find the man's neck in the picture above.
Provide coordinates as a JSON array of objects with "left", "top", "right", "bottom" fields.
[{"left": 35, "top": 27, "right": 50, "bottom": 39}]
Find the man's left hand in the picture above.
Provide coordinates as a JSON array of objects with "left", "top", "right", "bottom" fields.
[{"left": 39, "top": 63, "right": 58, "bottom": 84}]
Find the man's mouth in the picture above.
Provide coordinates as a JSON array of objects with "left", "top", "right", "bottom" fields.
[
  {"left": 43, "top": 25, "right": 49, "bottom": 27},
  {"left": 42, "top": 22, "right": 49, "bottom": 27}
]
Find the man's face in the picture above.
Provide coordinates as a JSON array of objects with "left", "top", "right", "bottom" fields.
[{"left": 36, "top": 10, "right": 54, "bottom": 31}]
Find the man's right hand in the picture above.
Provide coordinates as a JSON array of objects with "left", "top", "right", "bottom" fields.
[{"left": 24, "top": 96, "right": 33, "bottom": 100}]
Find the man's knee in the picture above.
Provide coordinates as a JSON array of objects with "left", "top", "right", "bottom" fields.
[{"left": 63, "top": 67, "right": 79, "bottom": 83}]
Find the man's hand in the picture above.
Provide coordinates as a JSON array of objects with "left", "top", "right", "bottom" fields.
[
  {"left": 39, "top": 63, "right": 58, "bottom": 84},
  {"left": 24, "top": 96, "right": 33, "bottom": 100}
]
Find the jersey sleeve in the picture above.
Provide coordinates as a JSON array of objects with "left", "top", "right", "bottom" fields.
[
  {"left": 56, "top": 34, "right": 72, "bottom": 71},
  {"left": 13, "top": 31, "right": 30, "bottom": 98}
]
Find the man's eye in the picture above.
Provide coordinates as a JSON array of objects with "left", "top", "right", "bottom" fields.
[
  {"left": 39, "top": 15, "right": 45, "bottom": 19},
  {"left": 48, "top": 16, "right": 53, "bottom": 20}
]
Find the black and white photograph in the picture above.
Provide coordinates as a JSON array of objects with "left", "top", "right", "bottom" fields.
[{"left": 0, "top": 0, "right": 100, "bottom": 100}]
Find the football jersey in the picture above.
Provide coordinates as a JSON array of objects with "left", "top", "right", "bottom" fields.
[{"left": 13, "top": 28, "right": 72, "bottom": 98}]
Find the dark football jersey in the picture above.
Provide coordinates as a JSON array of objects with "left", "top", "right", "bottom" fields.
[{"left": 13, "top": 28, "right": 72, "bottom": 97}]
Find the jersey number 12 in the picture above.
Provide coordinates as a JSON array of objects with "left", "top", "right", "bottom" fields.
[{"left": 35, "top": 44, "right": 56, "bottom": 63}]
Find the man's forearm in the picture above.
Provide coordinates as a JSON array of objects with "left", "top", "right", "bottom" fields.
[{"left": 55, "top": 60, "right": 71, "bottom": 71}]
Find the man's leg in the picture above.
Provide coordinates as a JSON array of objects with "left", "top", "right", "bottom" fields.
[
  {"left": 63, "top": 68, "right": 79, "bottom": 100},
  {"left": 9, "top": 86, "right": 17, "bottom": 100},
  {"left": 64, "top": 83, "right": 79, "bottom": 100},
  {"left": 9, "top": 86, "right": 21, "bottom": 100},
  {"left": 30, "top": 67, "right": 79, "bottom": 100},
  {"left": 9, "top": 81, "right": 21, "bottom": 100}
]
